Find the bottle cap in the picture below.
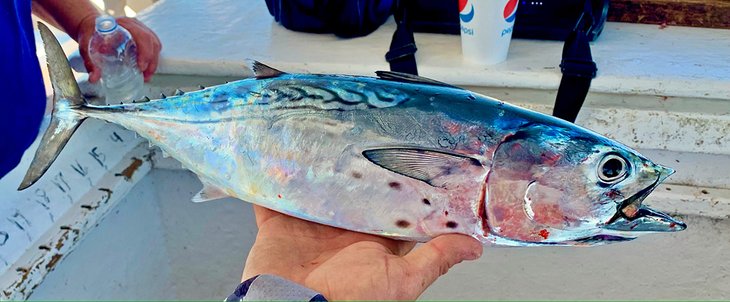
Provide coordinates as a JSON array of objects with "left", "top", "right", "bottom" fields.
[{"left": 95, "top": 15, "right": 118, "bottom": 33}]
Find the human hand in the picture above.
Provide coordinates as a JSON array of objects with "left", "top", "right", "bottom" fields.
[
  {"left": 242, "top": 205, "right": 483, "bottom": 300},
  {"left": 77, "top": 15, "right": 162, "bottom": 83}
]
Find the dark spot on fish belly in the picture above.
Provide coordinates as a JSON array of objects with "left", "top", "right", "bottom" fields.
[
  {"left": 446, "top": 221, "right": 458, "bottom": 228},
  {"left": 396, "top": 220, "right": 411, "bottom": 228},
  {"left": 422, "top": 198, "right": 431, "bottom": 205},
  {"left": 351, "top": 171, "right": 363, "bottom": 179},
  {"left": 444, "top": 211, "right": 449, "bottom": 216},
  {"left": 388, "top": 181, "right": 402, "bottom": 190}
]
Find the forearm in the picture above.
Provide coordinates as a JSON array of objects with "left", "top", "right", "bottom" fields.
[{"left": 31, "top": 0, "right": 100, "bottom": 41}]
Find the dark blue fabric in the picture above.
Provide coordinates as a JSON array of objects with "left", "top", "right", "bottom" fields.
[
  {"left": 265, "top": 0, "right": 394, "bottom": 38},
  {"left": 225, "top": 275, "right": 329, "bottom": 301},
  {"left": 0, "top": 0, "right": 46, "bottom": 179},
  {"left": 225, "top": 275, "right": 260, "bottom": 302}
]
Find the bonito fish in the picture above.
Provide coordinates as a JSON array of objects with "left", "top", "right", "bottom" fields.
[{"left": 21, "top": 23, "right": 686, "bottom": 246}]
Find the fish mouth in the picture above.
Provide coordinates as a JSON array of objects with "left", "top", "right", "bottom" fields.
[{"left": 603, "top": 165, "right": 687, "bottom": 233}]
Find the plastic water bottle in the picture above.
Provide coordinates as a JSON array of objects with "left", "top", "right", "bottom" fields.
[{"left": 89, "top": 15, "right": 144, "bottom": 103}]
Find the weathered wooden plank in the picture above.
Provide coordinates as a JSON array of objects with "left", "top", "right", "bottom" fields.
[{"left": 608, "top": 0, "right": 730, "bottom": 29}]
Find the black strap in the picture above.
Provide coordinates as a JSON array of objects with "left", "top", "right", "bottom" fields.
[
  {"left": 386, "top": 0, "right": 418, "bottom": 75},
  {"left": 552, "top": 0, "right": 598, "bottom": 122}
]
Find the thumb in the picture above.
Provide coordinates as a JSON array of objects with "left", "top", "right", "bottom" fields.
[
  {"left": 79, "top": 46, "right": 101, "bottom": 83},
  {"left": 86, "top": 62, "right": 101, "bottom": 83},
  {"left": 403, "top": 234, "right": 482, "bottom": 294},
  {"left": 75, "top": 12, "right": 101, "bottom": 83}
]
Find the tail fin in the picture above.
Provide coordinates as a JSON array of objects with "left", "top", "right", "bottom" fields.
[{"left": 18, "top": 23, "right": 86, "bottom": 190}]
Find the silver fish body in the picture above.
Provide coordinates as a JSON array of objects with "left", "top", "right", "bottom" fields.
[{"left": 22, "top": 23, "right": 685, "bottom": 246}]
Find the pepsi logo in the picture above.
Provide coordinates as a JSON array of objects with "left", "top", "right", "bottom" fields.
[
  {"left": 503, "top": 0, "right": 518, "bottom": 22},
  {"left": 459, "top": 0, "right": 474, "bottom": 23}
]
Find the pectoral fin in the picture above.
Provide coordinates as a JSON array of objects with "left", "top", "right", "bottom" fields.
[
  {"left": 362, "top": 147, "right": 486, "bottom": 187},
  {"left": 192, "top": 181, "right": 229, "bottom": 203}
]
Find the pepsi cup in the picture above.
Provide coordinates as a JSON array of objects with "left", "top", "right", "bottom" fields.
[{"left": 459, "top": 0, "right": 519, "bottom": 65}]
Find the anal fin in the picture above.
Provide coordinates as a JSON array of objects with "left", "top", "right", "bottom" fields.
[{"left": 192, "top": 181, "right": 230, "bottom": 203}]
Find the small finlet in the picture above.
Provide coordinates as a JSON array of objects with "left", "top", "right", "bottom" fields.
[
  {"left": 174, "top": 89, "right": 184, "bottom": 96},
  {"left": 245, "top": 59, "right": 286, "bottom": 79},
  {"left": 160, "top": 93, "right": 167, "bottom": 99},
  {"left": 198, "top": 85, "right": 205, "bottom": 90},
  {"left": 133, "top": 96, "right": 150, "bottom": 103}
]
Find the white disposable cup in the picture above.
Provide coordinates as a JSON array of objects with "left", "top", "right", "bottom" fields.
[{"left": 459, "top": 0, "right": 519, "bottom": 65}]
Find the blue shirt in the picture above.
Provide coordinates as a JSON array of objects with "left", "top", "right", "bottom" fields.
[{"left": 0, "top": 0, "right": 46, "bottom": 179}]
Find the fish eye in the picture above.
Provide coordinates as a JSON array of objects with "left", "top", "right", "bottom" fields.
[{"left": 597, "top": 154, "right": 628, "bottom": 184}]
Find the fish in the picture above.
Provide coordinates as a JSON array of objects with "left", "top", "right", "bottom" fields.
[{"left": 20, "top": 22, "right": 686, "bottom": 246}]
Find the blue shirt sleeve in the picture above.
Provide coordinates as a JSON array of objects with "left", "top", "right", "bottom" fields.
[{"left": 0, "top": 0, "right": 46, "bottom": 179}]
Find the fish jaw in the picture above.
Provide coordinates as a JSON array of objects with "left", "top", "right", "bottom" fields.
[
  {"left": 602, "top": 206, "right": 687, "bottom": 233},
  {"left": 602, "top": 164, "right": 686, "bottom": 233}
]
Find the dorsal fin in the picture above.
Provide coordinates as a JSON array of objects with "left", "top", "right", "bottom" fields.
[
  {"left": 375, "top": 71, "right": 460, "bottom": 89},
  {"left": 246, "top": 59, "right": 286, "bottom": 79}
]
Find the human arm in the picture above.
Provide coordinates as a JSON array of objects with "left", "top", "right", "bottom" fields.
[
  {"left": 240, "top": 205, "right": 483, "bottom": 300},
  {"left": 31, "top": 0, "right": 161, "bottom": 82}
]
